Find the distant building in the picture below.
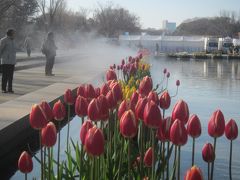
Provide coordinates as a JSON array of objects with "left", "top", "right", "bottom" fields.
[{"left": 162, "top": 20, "right": 176, "bottom": 32}]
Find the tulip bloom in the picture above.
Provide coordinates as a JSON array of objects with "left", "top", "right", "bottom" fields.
[
  {"left": 167, "top": 72, "right": 170, "bottom": 78},
  {"left": 106, "top": 90, "right": 117, "bottom": 109},
  {"left": 147, "top": 91, "right": 159, "bottom": 105},
  {"left": 39, "top": 101, "right": 53, "bottom": 121},
  {"left": 143, "top": 100, "right": 162, "bottom": 129},
  {"left": 41, "top": 122, "right": 57, "bottom": 147},
  {"left": 100, "top": 83, "right": 110, "bottom": 96},
  {"left": 130, "top": 91, "right": 139, "bottom": 107},
  {"left": 187, "top": 114, "right": 202, "bottom": 138},
  {"left": 53, "top": 100, "right": 66, "bottom": 121},
  {"left": 202, "top": 143, "right": 215, "bottom": 163},
  {"left": 225, "top": 119, "right": 238, "bottom": 140},
  {"left": 111, "top": 82, "right": 123, "bottom": 103},
  {"left": 75, "top": 95, "right": 88, "bottom": 118},
  {"left": 157, "top": 117, "right": 173, "bottom": 142},
  {"left": 144, "top": 147, "right": 153, "bottom": 167},
  {"left": 120, "top": 110, "right": 138, "bottom": 138},
  {"left": 87, "top": 98, "right": 100, "bottom": 121},
  {"left": 176, "top": 80, "right": 180, "bottom": 86},
  {"left": 64, "top": 89, "right": 75, "bottom": 105},
  {"left": 170, "top": 119, "right": 188, "bottom": 146},
  {"left": 118, "top": 99, "right": 134, "bottom": 120},
  {"left": 139, "top": 76, "right": 153, "bottom": 97},
  {"left": 208, "top": 109, "right": 225, "bottom": 138},
  {"left": 77, "top": 85, "right": 85, "bottom": 97},
  {"left": 97, "top": 95, "right": 109, "bottom": 120},
  {"left": 159, "top": 91, "right": 171, "bottom": 110},
  {"left": 80, "top": 120, "right": 93, "bottom": 145},
  {"left": 184, "top": 166, "right": 204, "bottom": 180},
  {"left": 18, "top": 151, "right": 33, "bottom": 174},
  {"left": 135, "top": 97, "right": 148, "bottom": 120},
  {"left": 106, "top": 69, "right": 117, "bottom": 81},
  {"left": 163, "top": 68, "right": 167, "bottom": 74},
  {"left": 172, "top": 99, "right": 189, "bottom": 124},
  {"left": 29, "top": 104, "right": 48, "bottom": 130},
  {"left": 84, "top": 84, "right": 96, "bottom": 101},
  {"left": 85, "top": 126, "right": 105, "bottom": 156}
]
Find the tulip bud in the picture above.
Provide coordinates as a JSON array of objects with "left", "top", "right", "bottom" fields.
[
  {"left": 39, "top": 101, "right": 53, "bottom": 121},
  {"left": 202, "top": 143, "right": 215, "bottom": 163},
  {"left": 18, "top": 151, "right": 33, "bottom": 173},
  {"left": 130, "top": 91, "right": 139, "bottom": 107},
  {"left": 157, "top": 117, "right": 173, "bottom": 142},
  {"left": 106, "top": 69, "right": 117, "bottom": 81},
  {"left": 122, "top": 59, "right": 125, "bottom": 65},
  {"left": 139, "top": 76, "right": 153, "bottom": 97},
  {"left": 120, "top": 110, "right": 138, "bottom": 138},
  {"left": 53, "top": 100, "right": 66, "bottom": 121},
  {"left": 172, "top": 99, "right": 189, "bottom": 124},
  {"left": 159, "top": 91, "right": 171, "bottom": 110},
  {"left": 97, "top": 95, "right": 109, "bottom": 120},
  {"left": 75, "top": 95, "right": 88, "bottom": 117},
  {"left": 208, "top": 110, "right": 225, "bottom": 138},
  {"left": 144, "top": 100, "right": 162, "bottom": 129},
  {"left": 95, "top": 87, "right": 100, "bottom": 98},
  {"left": 29, "top": 104, "right": 48, "bottom": 129},
  {"left": 144, "top": 147, "right": 153, "bottom": 167},
  {"left": 84, "top": 84, "right": 96, "bottom": 101},
  {"left": 170, "top": 119, "right": 188, "bottom": 146},
  {"left": 184, "top": 166, "right": 204, "bottom": 180},
  {"left": 64, "top": 89, "right": 75, "bottom": 105},
  {"left": 167, "top": 72, "right": 170, "bottom": 78},
  {"left": 225, "top": 119, "right": 238, "bottom": 140},
  {"left": 176, "top": 80, "right": 180, "bottom": 86},
  {"left": 41, "top": 122, "right": 57, "bottom": 147},
  {"left": 118, "top": 99, "right": 134, "bottom": 120},
  {"left": 187, "top": 114, "right": 202, "bottom": 138},
  {"left": 100, "top": 83, "right": 110, "bottom": 96},
  {"left": 80, "top": 120, "right": 93, "bottom": 145},
  {"left": 113, "top": 64, "right": 116, "bottom": 69},
  {"left": 129, "top": 56, "right": 132, "bottom": 62},
  {"left": 87, "top": 98, "right": 100, "bottom": 121},
  {"left": 106, "top": 90, "right": 117, "bottom": 109},
  {"left": 135, "top": 97, "right": 148, "bottom": 120},
  {"left": 147, "top": 91, "right": 159, "bottom": 105},
  {"left": 77, "top": 85, "right": 85, "bottom": 97},
  {"left": 139, "top": 53, "right": 143, "bottom": 59},
  {"left": 85, "top": 126, "right": 105, "bottom": 156},
  {"left": 163, "top": 68, "right": 167, "bottom": 74}
]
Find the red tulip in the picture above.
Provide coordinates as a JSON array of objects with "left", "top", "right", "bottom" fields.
[
  {"left": 163, "top": 68, "right": 167, "bottom": 74},
  {"left": 167, "top": 72, "right": 170, "bottom": 78},
  {"left": 87, "top": 98, "right": 100, "bottom": 121},
  {"left": 184, "top": 166, "right": 204, "bottom": 180},
  {"left": 84, "top": 84, "right": 96, "bottom": 101},
  {"left": 97, "top": 95, "right": 109, "bottom": 120},
  {"left": 75, "top": 95, "right": 88, "bottom": 117},
  {"left": 53, "top": 100, "right": 66, "bottom": 121},
  {"left": 122, "top": 59, "right": 125, "bottom": 65},
  {"left": 139, "top": 76, "right": 153, "bottom": 97},
  {"left": 120, "top": 110, "right": 138, "bottom": 138},
  {"left": 208, "top": 110, "right": 225, "bottom": 138},
  {"left": 29, "top": 104, "right": 48, "bottom": 129},
  {"left": 157, "top": 117, "right": 173, "bottom": 142},
  {"left": 129, "top": 64, "right": 137, "bottom": 75},
  {"left": 41, "top": 122, "right": 57, "bottom": 147},
  {"left": 187, "top": 114, "right": 202, "bottom": 138},
  {"left": 172, "top": 99, "right": 189, "bottom": 124},
  {"left": 106, "top": 69, "right": 117, "bottom": 81},
  {"left": 135, "top": 97, "right": 148, "bottom": 120},
  {"left": 147, "top": 91, "right": 159, "bottom": 105},
  {"left": 176, "top": 80, "right": 180, "bottom": 86},
  {"left": 225, "top": 119, "right": 238, "bottom": 140},
  {"left": 85, "top": 126, "right": 105, "bottom": 156},
  {"left": 130, "top": 91, "right": 139, "bottom": 107},
  {"left": 144, "top": 147, "right": 153, "bottom": 167},
  {"left": 95, "top": 87, "right": 100, "bottom": 98},
  {"left": 100, "top": 83, "right": 110, "bottom": 96},
  {"left": 80, "top": 120, "right": 93, "bottom": 145},
  {"left": 143, "top": 100, "right": 162, "bottom": 129},
  {"left": 159, "top": 91, "right": 171, "bottom": 110},
  {"left": 118, "top": 99, "right": 134, "bottom": 120},
  {"left": 202, "top": 143, "right": 215, "bottom": 163},
  {"left": 111, "top": 82, "right": 123, "bottom": 102},
  {"left": 170, "top": 119, "right": 188, "bottom": 146},
  {"left": 39, "top": 101, "right": 53, "bottom": 121},
  {"left": 106, "top": 90, "right": 117, "bottom": 109},
  {"left": 77, "top": 85, "right": 85, "bottom": 97},
  {"left": 18, "top": 151, "right": 33, "bottom": 173},
  {"left": 64, "top": 89, "right": 75, "bottom": 105}
]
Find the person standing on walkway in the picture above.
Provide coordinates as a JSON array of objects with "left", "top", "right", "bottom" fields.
[
  {"left": 41, "top": 32, "right": 57, "bottom": 76},
  {"left": 0, "top": 29, "right": 16, "bottom": 93},
  {"left": 24, "top": 35, "right": 32, "bottom": 57}
]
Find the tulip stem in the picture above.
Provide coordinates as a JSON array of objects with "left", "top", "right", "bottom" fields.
[
  {"left": 48, "top": 147, "right": 51, "bottom": 180},
  {"left": 57, "top": 122, "right": 61, "bottom": 180},
  {"left": 192, "top": 137, "right": 195, "bottom": 166},
  {"left": 229, "top": 140, "right": 233, "bottom": 180},
  {"left": 117, "top": 138, "right": 124, "bottom": 180},
  {"left": 208, "top": 162, "right": 210, "bottom": 180},
  {"left": 162, "top": 142, "right": 165, "bottom": 180},
  {"left": 66, "top": 105, "right": 70, "bottom": 154},
  {"left": 173, "top": 145, "right": 177, "bottom": 179},
  {"left": 210, "top": 137, "right": 217, "bottom": 180},
  {"left": 177, "top": 146, "right": 181, "bottom": 180},
  {"left": 151, "top": 129, "right": 155, "bottom": 180},
  {"left": 39, "top": 130, "right": 43, "bottom": 180},
  {"left": 25, "top": 173, "right": 27, "bottom": 180},
  {"left": 140, "top": 121, "right": 144, "bottom": 179},
  {"left": 167, "top": 141, "right": 170, "bottom": 180},
  {"left": 128, "top": 138, "right": 131, "bottom": 180}
]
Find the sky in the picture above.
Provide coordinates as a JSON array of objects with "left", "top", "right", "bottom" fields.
[{"left": 67, "top": 0, "right": 240, "bottom": 29}]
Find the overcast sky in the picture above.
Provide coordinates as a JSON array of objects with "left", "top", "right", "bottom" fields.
[{"left": 67, "top": 0, "right": 240, "bottom": 28}]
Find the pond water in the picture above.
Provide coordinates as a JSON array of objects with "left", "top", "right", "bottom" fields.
[{"left": 11, "top": 56, "right": 240, "bottom": 180}]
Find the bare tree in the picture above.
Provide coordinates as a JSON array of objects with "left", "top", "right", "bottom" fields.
[{"left": 0, "top": 0, "right": 18, "bottom": 19}]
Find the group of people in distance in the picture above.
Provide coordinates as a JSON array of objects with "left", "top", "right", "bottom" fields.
[{"left": 0, "top": 29, "right": 57, "bottom": 93}]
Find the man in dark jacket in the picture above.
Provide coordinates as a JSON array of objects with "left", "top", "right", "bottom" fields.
[
  {"left": 0, "top": 29, "right": 16, "bottom": 93},
  {"left": 41, "top": 32, "right": 57, "bottom": 76}
]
